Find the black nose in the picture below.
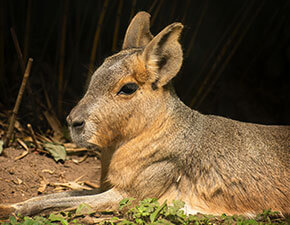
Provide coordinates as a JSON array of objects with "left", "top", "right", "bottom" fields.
[{"left": 66, "top": 115, "right": 85, "bottom": 129}]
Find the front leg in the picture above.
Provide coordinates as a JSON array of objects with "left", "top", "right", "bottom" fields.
[{"left": 0, "top": 188, "right": 124, "bottom": 217}]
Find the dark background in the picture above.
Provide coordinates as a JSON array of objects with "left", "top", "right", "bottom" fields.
[{"left": 1, "top": 0, "right": 289, "bottom": 133}]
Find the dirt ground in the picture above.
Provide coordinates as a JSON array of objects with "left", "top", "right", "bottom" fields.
[{"left": 0, "top": 146, "right": 101, "bottom": 204}]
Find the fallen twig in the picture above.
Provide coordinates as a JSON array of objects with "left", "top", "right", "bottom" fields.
[
  {"left": 66, "top": 147, "right": 88, "bottom": 153},
  {"left": 36, "top": 133, "right": 53, "bottom": 143},
  {"left": 17, "top": 138, "right": 29, "bottom": 152},
  {"left": 51, "top": 181, "right": 92, "bottom": 191},
  {"left": 84, "top": 180, "right": 100, "bottom": 189},
  {"left": 78, "top": 154, "right": 88, "bottom": 163},
  {"left": 43, "top": 110, "right": 64, "bottom": 141},
  {"left": 27, "top": 123, "right": 40, "bottom": 150},
  {"left": 38, "top": 174, "right": 49, "bottom": 193},
  {"left": 4, "top": 58, "right": 33, "bottom": 147},
  {"left": 14, "top": 138, "right": 29, "bottom": 160},
  {"left": 72, "top": 154, "right": 88, "bottom": 164},
  {"left": 42, "top": 169, "right": 54, "bottom": 174}
]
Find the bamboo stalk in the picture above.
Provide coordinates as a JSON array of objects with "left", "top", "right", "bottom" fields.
[
  {"left": 195, "top": 2, "right": 265, "bottom": 108},
  {"left": 40, "top": 9, "right": 59, "bottom": 61},
  {"left": 23, "top": 0, "right": 32, "bottom": 63},
  {"left": 181, "top": 0, "right": 191, "bottom": 23},
  {"left": 151, "top": 0, "right": 164, "bottom": 25},
  {"left": 65, "top": 2, "right": 91, "bottom": 88},
  {"left": 58, "top": 0, "right": 68, "bottom": 117},
  {"left": 189, "top": 0, "right": 253, "bottom": 108},
  {"left": 112, "top": 0, "right": 123, "bottom": 52},
  {"left": 88, "top": 0, "right": 109, "bottom": 75},
  {"left": 10, "top": 27, "right": 25, "bottom": 73},
  {"left": 129, "top": 0, "right": 137, "bottom": 20},
  {"left": 148, "top": 0, "right": 158, "bottom": 14},
  {"left": 4, "top": 58, "right": 33, "bottom": 147},
  {"left": 169, "top": 0, "right": 177, "bottom": 21},
  {"left": 0, "top": 0, "right": 5, "bottom": 86},
  {"left": 185, "top": 0, "right": 208, "bottom": 58},
  {"left": 240, "top": 4, "right": 286, "bottom": 81},
  {"left": 185, "top": 1, "right": 249, "bottom": 101}
]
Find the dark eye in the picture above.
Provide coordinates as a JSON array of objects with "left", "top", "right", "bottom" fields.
[{"left": 117, "top": 83, "right": 139, "bottom": 95}]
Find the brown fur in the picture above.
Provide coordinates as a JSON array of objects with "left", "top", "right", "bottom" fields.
[{"left": 0, "top": 11, "right": 289, "bottom": 218}]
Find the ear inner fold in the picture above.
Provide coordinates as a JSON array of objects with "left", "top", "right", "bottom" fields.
[{"left": 141, "top": 23, "right": 184, "bottom": 88}]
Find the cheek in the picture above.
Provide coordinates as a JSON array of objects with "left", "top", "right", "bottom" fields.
[
  {"left": 86, "top": 93, "right": 161, "bottom": 146},
  {"left": 86, "top": 101, "right": 126, "bottom": 146},
  {"left": 119, "top": 97, "right": 157, "bottom": 137},
  {"left": 121, "top": 110, "right": 147, "bottom": 137}
]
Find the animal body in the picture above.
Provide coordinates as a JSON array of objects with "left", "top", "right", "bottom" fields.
[{"left": 0, "top": 11, "right": 289, "bottom": 218}]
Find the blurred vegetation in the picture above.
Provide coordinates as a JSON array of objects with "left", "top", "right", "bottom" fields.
[
  {"left": 0, "top": 0, "right": 290, "bottom": 134},
  {"left": 1, "top": 198, "right": 288, "bottom": 224}
]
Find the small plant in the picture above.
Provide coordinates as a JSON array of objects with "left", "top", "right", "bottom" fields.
[
  {"left": 1, "top": 200, "right": 288, "bottom": 225},
  {"left": 114, "top": 198, "right": 201, "bottom": 225},
  {"left": 102, "top": 199, "right": 289, "bottom": 225},
  {"left": 0, "top": 213, "right": 80, "bottom": 225}
]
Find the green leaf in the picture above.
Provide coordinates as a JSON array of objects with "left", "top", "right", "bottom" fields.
[
  {"left": 246, "top": 219, "right": 259, "bottom": 225},
  {"left": 187, "top": 214, "right": 199, "bottom": 223},
  {"left": 23, "top": 218, "right": 40, "bottom": 225},
  {"left": 43, "top": 142, "right": 66, "bottom": 162},
  {"left": 172, "top": 200, "right": 185, "bottom": 211},
  {"left": 150, "top": 200, "right": 167, "bottom": 223},
  {"left": 9, "top": 216, "right": 18, "bottom": 225},
  {"left": 48, "top": 213, "right": 68, "bottom": 225},
  {"left": 32, "top": 216, "right": 51, "bottom": 224},
  {"left": 0, "top": 140, "right": 4, "bottom": 155},
  {"left": 75, "top": 203, "right": 96, "bottom": 216},
  {"left": 120, "top": 197, "right": 135, "bottom": 210},
  {"left": 135, "top": 218, "right": 144, "bottom": 224}
]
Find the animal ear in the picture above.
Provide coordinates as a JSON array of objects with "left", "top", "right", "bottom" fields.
[
  {"left": 140, "top": 23, "right": 183, "bottom": 88},
  {"left": 122, "top": 11, "right": 153, "bottom": 49}
]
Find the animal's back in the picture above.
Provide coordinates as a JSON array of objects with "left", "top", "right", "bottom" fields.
[{"left": 181, "top": 111, "right": 290, "bottom": 215}]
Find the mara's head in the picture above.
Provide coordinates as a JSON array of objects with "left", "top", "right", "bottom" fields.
[{"left": 67, "top": 12, "right": 183, "bottom": 149}]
